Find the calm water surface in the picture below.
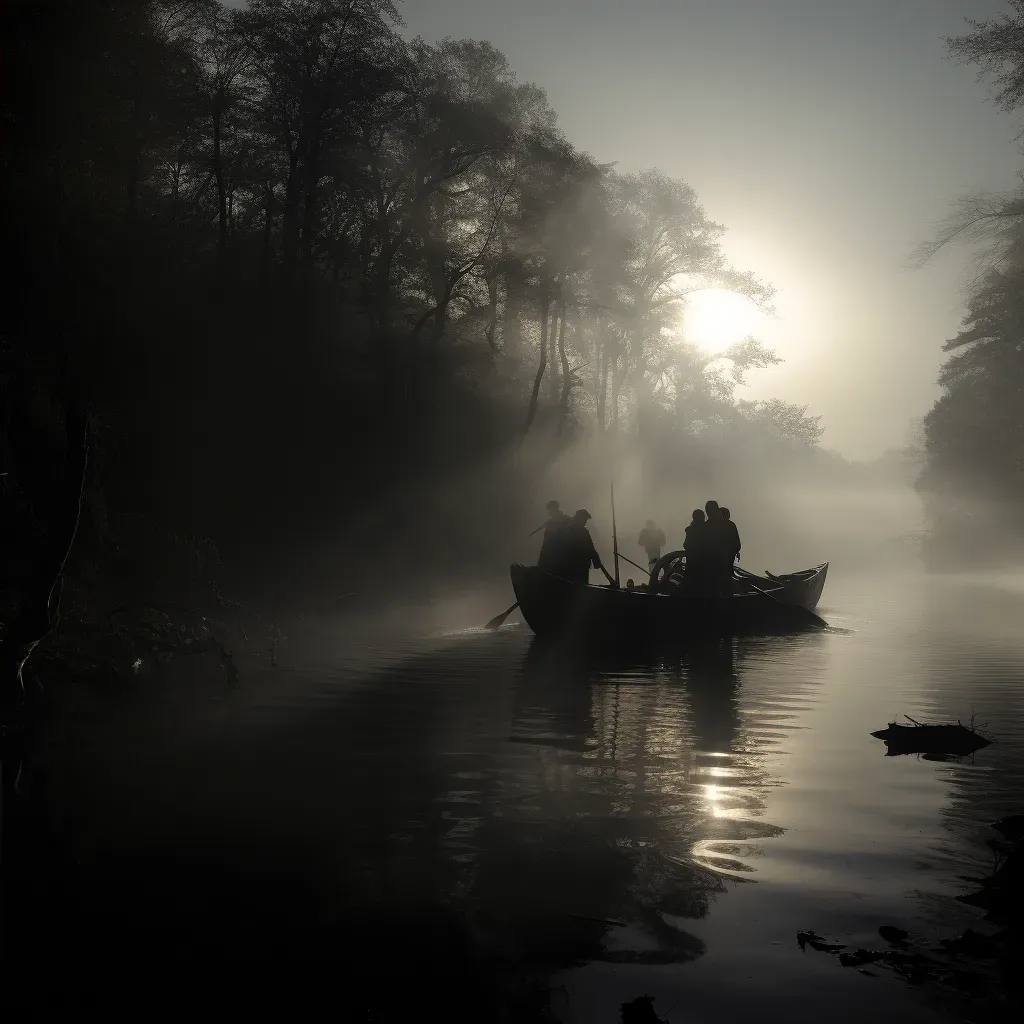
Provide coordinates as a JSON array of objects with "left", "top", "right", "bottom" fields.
[{"left": 17, "top": 572, "right": 1024, "bottom": 1020}]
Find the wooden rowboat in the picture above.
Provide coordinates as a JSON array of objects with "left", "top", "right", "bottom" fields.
[
  {"left": 510, "top": 563, "right": 827, "bottom": 640},
  {"left": 649, "top": 554, "right": 828, "bottom": 611},
  {"left": 735, "top": 562, "right": 828, "bottom": 611}
]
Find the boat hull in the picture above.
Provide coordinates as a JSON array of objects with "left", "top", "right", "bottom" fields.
[
  {"left": 736, "top": 563, "right": 828, "bottom": 611},
  {"left": 511, "top": 564, "right": 827, "bottom": 640}
]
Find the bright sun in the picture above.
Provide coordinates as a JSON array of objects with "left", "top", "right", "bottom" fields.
[{"left": 683, "top": 289, "right": 765, "bottom": 353}]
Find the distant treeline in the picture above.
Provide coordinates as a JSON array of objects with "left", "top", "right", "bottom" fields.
[
  {"left": 916, "top": 9, "right": 1024, "bottom": 567},
  {"left": 1, "top": 0, "right": 824, "bottom": 613}
]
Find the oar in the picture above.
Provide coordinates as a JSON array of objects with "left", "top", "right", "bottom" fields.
[
  {"left": 486, "top": 522, "right": 545, "bottom": 627},
  {"left": 486, "top": 561, "right": 617, "bottom": 628},
  {"left": 618, "top": 554, "right": 651, "bottom": 578},
  {"left": 735, "top": 570, "right": 828, "bottom": 629},
  {"left": 485, "top": 601, "right": 519, "bottom": 629}
]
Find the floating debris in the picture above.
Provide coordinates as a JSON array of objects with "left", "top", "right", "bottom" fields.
[
  {"left": 620, "top": 994, "right": 667, "bottom": 1024},
  {"left": 935, "top": 929, "right": 999, "bottom": 959},
  {"left": 878, "top": 925, "right": 909, "bottom": 945},
  {"left": 839, "top": 948, "right": 883, "bottom": 968},
  {"left": 796, "top": 925, "right": 1010, "bottom": 998},
  {"left": 870, "top": 716, "right": 990, "bottom": 757},
  {"left": 796, "top": 929, "right": 846, "bottom": 952}
]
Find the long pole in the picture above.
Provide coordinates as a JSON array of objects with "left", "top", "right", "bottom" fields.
[{"left": 610, "top": 482, "right": 620, "bottom": 588}]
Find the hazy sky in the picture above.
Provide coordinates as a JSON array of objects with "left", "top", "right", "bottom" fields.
[
  {"left": 398, "top": 0, "right": 1023, "bottom": 459},
  {"left": 228, "top": 0, "right": 1024, "bottom": 458}
]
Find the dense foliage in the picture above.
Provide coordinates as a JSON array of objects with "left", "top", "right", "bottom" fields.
[
  {"left": 1, "top": 0, "right": 825, "bottom": 687},
  {"left": 916, "top": 5, "right": 1024, "bottom": 565}
]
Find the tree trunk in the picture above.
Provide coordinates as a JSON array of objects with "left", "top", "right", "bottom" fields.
[
  {"left": 126, "top": 144, "right": 141, "bottom": 226},
  {"left": 557, "top": 303, "right": 572, "bottom": 418},
  {"left": 0, "top": 411, "right": 88, "bottom": 711},
  {"left": 171, "top": 150, "right": 182, "bottom": 217},
  {"left": 611, "top": 351, "right": 620, "bottom": 434},
  {"left": 281, "top": 149, "right": 301, "bottom": 282},
  {"left": 596, "top": 321, "right": 608, "bottom": 433},
  {"left": 547, "top": 312, "right": 560, "bottom": 400},
  {"left": 212, "top": 99, "right": 228, "bottom": 278},
  {"left": 524, "top": 292, "right": 551, "bottom": 435},
  {"left": 428, "top": 290, "right": 451, "bottom": 347},
  {"left": 484, "top": 272, "right": 499, "bottom": 353},
  {"left": 370, "top": 226, "right": 413, "bottom": 328},
  {"left": 300, "top": 126, "right": 322, "bottom": 286},
  {"left": 261, "top": 184, "right": 274, "bottom": 284}
]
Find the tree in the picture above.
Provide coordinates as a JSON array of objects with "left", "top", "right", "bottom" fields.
[
  {"left": 240, "top": 0, "right": 403, "bottom": 284},
  {"left": 0, "top": 0, "right": 819, "bottom": 671},
  {"left": 911, "top": 9, "right": 1024, "bottom": 559}
]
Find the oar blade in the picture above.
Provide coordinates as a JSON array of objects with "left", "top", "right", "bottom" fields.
[{"left": 484, "top": 602, "right": 518, "bottom": 629}]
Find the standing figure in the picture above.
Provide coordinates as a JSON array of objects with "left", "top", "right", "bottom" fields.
[
  {"left": 720, "top": 507, "right": 742, "bottom": 566},
  {"left": 534, "top": 499, "right": 570, "bottom": 572},
  {"left": 703, "top": 500, "right": 733, "bottom": 598},
  {"left": 683, "top": 508, "right": 710, "bottom": 596},
  {"left": 637, "top": 519, "right": 667, "bottom": 569},
  {"left": 559, "top": 509, "right": 609, "bottom": 585}
]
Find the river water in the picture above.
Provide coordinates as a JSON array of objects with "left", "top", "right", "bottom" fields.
[{"left": 9, "top": 571, "right": 1024, "bottom": 1020}]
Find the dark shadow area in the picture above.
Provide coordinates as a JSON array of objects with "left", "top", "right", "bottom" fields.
[{"left": 1, "top": 629, "right": 793, "bottom": 1018}]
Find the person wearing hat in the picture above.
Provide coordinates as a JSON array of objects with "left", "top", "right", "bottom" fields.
[
  {"left": 559, "top": 509, "right": 615, "bottom": 586},
  {"left": 531, "top": 499, "right": 571, "bottom": 571}
]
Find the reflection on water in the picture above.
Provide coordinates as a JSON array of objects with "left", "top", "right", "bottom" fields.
[{"left": 8, "top": 573, "right": 1024, "bottom": 1021}]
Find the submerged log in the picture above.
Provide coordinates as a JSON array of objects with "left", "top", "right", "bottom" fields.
[{"left": 871, "top": 719, "right": 990, "bottom": 757}]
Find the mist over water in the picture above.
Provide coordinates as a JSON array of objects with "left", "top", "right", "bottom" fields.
[{"left": 10, "top": 568, "right": 1021, "bottom": 1019}]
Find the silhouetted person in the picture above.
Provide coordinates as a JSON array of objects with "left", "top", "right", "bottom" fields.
[
  {"left": 683, "top": 509, "right": 711, "bottom": 596},
  {"left": 684, "top": 509, "right": 706, "bottom": 552},
  {"left": 720, "top": 507, "right": 741, "bottom": 565},
  {"left": 703, "top": 500, "right": 733, "bottom": 598},
  {"left": 558, "top": 509, "right": 608, "bottom": 585},
  {"left": 534, "top": 499, "right": 570, "bottom": 571},
  {"left": 637, "top": 519, "right": 667, "bottom": 568}
]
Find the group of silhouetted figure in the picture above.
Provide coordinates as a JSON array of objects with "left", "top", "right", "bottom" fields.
[{"left": 532, "top": 499, "right": 742, "bottom": 598}]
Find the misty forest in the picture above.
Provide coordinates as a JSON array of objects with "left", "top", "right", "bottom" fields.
[
  {"left": 2, "top": 0, "right": 853, "bottom": 693},
  {"left": 4, "top": 1, "right": 1024, "bottom": 1021}
]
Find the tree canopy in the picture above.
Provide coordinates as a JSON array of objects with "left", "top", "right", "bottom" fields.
[
  {"left": 915, "top": 7, "right": 1024, "bottom": 564},
  {"left": 1, "top": 0, "right": 819, "bottom": 604}
]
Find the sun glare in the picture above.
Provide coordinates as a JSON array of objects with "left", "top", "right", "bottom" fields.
[{"left": 684, "top": 289, "right": 765, "bottom": 353}]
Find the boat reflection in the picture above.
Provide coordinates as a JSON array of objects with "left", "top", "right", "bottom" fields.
[
  {"left": 7, "top": 621, "right": 823, "bottom": 1019},
  {"left": 474, "top": 635, "right": 791, "bottom": 968}
]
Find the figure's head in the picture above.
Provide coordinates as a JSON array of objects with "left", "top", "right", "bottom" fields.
[
  {"left": 545, "top": 500, "right": 560, "bottom": 514},
  {"left": 645, "top": 519, "right": 655, "bottom": 528},
  {"left": 691, "top": 509, "right": 706, "bottom": 524},
  {"left": 720, "top": 507, "right": 731, "bottom": 520},
  {"left": 573, "top": 509, "right": 592, "bottom": 524},
  {"left": 705, "top": 500, "right": 720, "bottom": 519}
]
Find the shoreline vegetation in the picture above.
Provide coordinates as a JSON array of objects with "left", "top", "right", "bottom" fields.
[{"left": 1, "top": 0, "right": 850, "bottom": 704}]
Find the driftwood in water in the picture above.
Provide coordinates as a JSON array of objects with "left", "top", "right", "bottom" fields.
[
  {"left": 621, "top": 995, "right": 667, "bottom": 1024},
  {"left": 871, "top": 716, "right": 990, "bottom": 757}
]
